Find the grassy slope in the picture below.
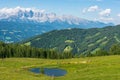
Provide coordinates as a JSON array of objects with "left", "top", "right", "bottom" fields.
[{"left": 0, "top": 55, "right": 120, "bottom": 80}]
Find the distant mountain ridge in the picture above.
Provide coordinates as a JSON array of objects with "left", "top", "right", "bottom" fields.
[
  {"left": 23, "top": 25, "right": 120, "bottom": 55},
  {"left": 0, "top": 7, "right": 102, "bottom": 24},
  {"left": 0, "top": 7, "right": 114, "bottom": 43},
  {"left": 0, "top": 7, "right": 114, "bottom": 25}
]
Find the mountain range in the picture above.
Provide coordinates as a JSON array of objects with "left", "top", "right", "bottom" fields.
[
  {"left": 23, "top": 25, "right": 120, "bottom": 55},
  {"left": 0, "top": 7, "right": 114, "bottom": 43}
]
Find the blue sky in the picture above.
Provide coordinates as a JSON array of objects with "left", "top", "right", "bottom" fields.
[{"left": 0, "top": 0, "right": 120, "bottom": 24}]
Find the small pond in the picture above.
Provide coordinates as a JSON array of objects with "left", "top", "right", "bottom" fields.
[{"left": 30, "top": 68, "right": 67, "bottom": 77}]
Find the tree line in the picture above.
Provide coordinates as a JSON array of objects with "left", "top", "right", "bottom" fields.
[
  {"left": 84, "top": 44, "right": 120, "bottom": 57},
  {"left": 0, "top": 41, "right": 120, "bottom": 59},
  {"left": 0, "top": 41, "right": 73, "bottom": 59}
]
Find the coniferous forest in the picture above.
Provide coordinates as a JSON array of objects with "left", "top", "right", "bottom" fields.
[
  {"left": 0, "top": 41, "right": 73, "bottom": 59},
  {"left": 0, "top": 41, "right": 120, "bottom": 59}
]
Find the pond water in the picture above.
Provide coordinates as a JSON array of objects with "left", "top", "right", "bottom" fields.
[{"left": 30, "top": 68, "right": 67, "bottom": 77}]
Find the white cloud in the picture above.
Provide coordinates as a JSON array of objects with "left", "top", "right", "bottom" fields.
[
  {"left": 87, "top": 5, "right": 99, "bottom": 12},
  {"left": 94, "top": 16, "right": 114, "bottom": 23},
  {"left": 99, "top": 9, "right": 111, "bottom": 17},
  {"left": 98, "top": 9, "right": 113, "bottom": 23},
  {"left": 100, "top": 17, "right": 113, "bottom": 21},
  {"left": 82, "top": 5, "right": 99, "bottom": 13}
]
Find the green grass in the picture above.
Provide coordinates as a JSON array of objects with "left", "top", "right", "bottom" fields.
[
  {"left": 88, "top": 43, "right": 94, "bottom": 47},
  {"left": 96, "top": 37, "right": 107, "bottom": 44},
  {"left": 100, "top": 41, "right": 108, "bottom": 46},
  {"left": 0, "top": 55, "right": 120, "bottom": 80},
  {"left": 35, "top": 38, "right": 41, "bottom": 41},
  {"left": 85, "top": 32, "right": 101, "bottom": 39},
  {"left": 24, "top": 42, "right": 31, "bottom": 46},
  {"left": 91, "top": 48, "right": 101, "bottom": 54},
  {"left": 65, "top": 40, "right": 74, "bottom": 43},
  {"left": 114, "top": 36, "right": 120, "bottom": 43},
  {"left": 64, "top": 46, "right": 73, "bottom": 52}
]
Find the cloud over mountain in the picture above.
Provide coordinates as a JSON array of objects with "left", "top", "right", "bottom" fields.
[
  {"left": 0, "top": 7, "right": 88, "bottom": 25},
  {"left": 99, "top": 9, "right": 111, "bottom": 17}
]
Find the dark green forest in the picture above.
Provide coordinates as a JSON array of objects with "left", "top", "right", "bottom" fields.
[
  {"left": 0, "top": 41, "right": 120, "bottom": 59},
  {"left": 0, "top": 41, "right": 73, "bottom": 59}
]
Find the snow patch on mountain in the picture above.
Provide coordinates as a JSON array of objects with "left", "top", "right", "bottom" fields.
[{"left": 0, "top": 7, "right": 88, "bottom": 25}]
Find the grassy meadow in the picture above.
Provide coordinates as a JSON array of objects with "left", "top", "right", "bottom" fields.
[{"left": 0, "top": 55, "right": 120, "bottom": 80}]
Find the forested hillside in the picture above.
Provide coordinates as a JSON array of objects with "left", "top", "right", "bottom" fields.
[{"left": 23, "top": 25, "right": 120, "bottom": 55}]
